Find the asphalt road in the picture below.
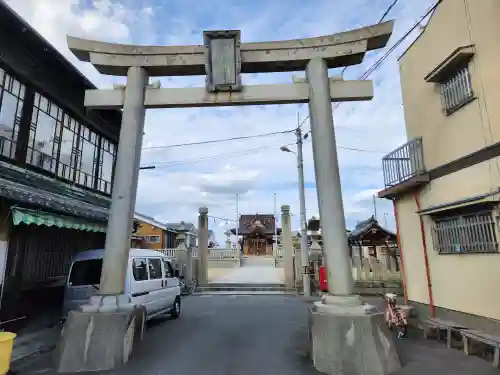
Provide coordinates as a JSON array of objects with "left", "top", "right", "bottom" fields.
[{"left": 13, "top": 295, "right": 500, "bottom": 375}]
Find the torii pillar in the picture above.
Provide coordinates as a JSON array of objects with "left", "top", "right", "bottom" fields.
[{"left": 57, "top": 21, "right": 400, "bottom": 374}]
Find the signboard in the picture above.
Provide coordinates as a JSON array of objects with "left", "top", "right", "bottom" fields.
[{"left": 204, "top": 30, "right": 242, "bottom": 92}]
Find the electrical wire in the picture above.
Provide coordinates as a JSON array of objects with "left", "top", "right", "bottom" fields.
[
  {"left": 145, "top": 139, "right": 388, "bottom": 170},
  {"left": 335, "top": 1, "right": 442, "bottom": 110},
  {"left": 147, "top": 142, "right": 298, "bottom": 168},
  {"left": 378, "top": 0, "right": 402, "bottom": 23},
  {"left": 295, "top": 0, "right": 441, "bottom": 136},
  {"left": 142, "top": 129, "right": 294, "bottom": 150},
  {"left": 340, "top": 0, "right": 404, "bottom": 76},
  {"left": 208, "top": 215, "right": 236, "bottom": 223}
]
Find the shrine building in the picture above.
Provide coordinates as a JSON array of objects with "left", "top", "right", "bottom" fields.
[{"left": 230, "top": 214, "right": 282, "bottom": 255}]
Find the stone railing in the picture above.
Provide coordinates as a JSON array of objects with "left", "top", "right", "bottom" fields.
[
  {"left": 158, "top": 247, "right": 239, "bottom": 259},
  {"left": 351, "top": 256, "right": 401, "bottom": 282},
  {"left": 158, "top": 248, "right": 178, "bottom": 257},
  {"left": 207, "top": 248, "right": 239, "bottom": 259}
]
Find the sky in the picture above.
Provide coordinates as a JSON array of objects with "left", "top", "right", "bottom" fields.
[{"left": 6, "top": 0, "right": 436, "bottom": 245}]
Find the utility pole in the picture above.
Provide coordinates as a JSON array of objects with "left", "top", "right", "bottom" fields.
[
  {"left": 373, "top": 194, "right": 378, "bottom": 221},
  {"left": 236, "top": 193, "right": 239, "bottom": 250},
  {"left": 274, "top": 192, "right": 278, "bottom": 256},
  {"left": 296, "top": 118, "right": 311, "bottom": 297}
]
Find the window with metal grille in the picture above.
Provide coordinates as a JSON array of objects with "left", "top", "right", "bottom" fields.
[
  {"left": 0, "top": 68, "right": 25, "bottom": 159},
  {"left": 27, "top": 93, "right": 64, "bottom": 173},
  {"left": 431, "top": 209, "right": 498, "bottom": 254},
  {"left": 75, "top": 125, "right": 99, "bottom": 189},
  {"left": 57, "top": 114, "right": 80, "bottom": 182},
  {"left": 440, "top": 67, "right": 473, "bottom": 114},
  {"left": 97, "top": 137, "right": 116, "bottom": 194}
]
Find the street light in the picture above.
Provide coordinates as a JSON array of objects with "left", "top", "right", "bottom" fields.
[
  {"left": 280, "top": 146, "right": 294, "bottom": 153},
  {"left": 280, "top": 119, "right": 310, "bottom": 297},
  {"left": 139, "top": 165, "right": 156, "bottom": 170}
]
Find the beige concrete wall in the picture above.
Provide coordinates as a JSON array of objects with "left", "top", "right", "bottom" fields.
[
  {"left": 397, "top": 159, "right": 500, "bottom": 320},
  {"left": 399, "top": 0, "right": 500, "bottom": 178},
  {"left": 422, "top": 158, "right": 500, "bottom": 208},
  {"left": 396, "top": 195, "right": 430, "bottom": 305}
]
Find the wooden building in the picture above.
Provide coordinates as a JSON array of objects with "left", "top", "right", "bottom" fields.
[
  {"left": 0, "top": 2, "right": 122, "bottom": 335},
  {"left": 230, "top": 214, "right": 282, "bottom": 255},
  {"left": 347, "top": 216, "right": 398, "bottom": 262},
  {"left": 133, "top": 213, "right": 177, "bottom": 250}
]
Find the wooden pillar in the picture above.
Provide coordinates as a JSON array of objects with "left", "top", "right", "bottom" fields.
[{"left": 14, "top": 87, "right": 35, "bottom": 166}]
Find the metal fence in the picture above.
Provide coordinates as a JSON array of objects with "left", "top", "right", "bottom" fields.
[{"left": 382, "top": 137, "right": 425, "bottom": 187}]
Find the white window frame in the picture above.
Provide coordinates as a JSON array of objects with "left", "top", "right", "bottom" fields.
[
  {"left": 431, "top": 207, "right": 498, "bottom": 254},
  {"left": 440, "top": 66, "right": 473, "bottom": 115}
]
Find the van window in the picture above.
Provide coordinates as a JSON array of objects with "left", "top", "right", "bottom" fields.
[
  {"left": 148, "top": 258, "right": 163, "bottom": 280},
  {"left": 69, "top": 259, "right": 103, "bottom": 286},
  {"left": 133, "top": 258, "right": 148, "bottom": 281},
  {"left": 163, "top": 259, "right": 174, "bottom": 278}
]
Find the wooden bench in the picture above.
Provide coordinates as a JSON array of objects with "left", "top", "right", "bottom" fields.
[
  {"left": 423, "top": 318, "right": 468, "bottom": 348},
  {"left": 461, "top": 329, "right": 500, "bottom": 368}
]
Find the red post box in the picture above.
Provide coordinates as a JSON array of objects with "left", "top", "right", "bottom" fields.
[{"left": 319, "top": 265, "right": 328, "bottom": 292}]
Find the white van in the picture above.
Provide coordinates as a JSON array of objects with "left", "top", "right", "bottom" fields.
[{"left": 62, "top": 248, "right": 182, "bottom": 321}]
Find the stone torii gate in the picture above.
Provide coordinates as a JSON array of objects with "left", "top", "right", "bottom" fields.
[{"left": 56, "top": 22, "right": 400, "bottom": 375}]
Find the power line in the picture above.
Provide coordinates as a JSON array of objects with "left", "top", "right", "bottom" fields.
[
  {"left": 145, "top": 140, "right": 387, "bottom": 170},
  {"left": 361, "top": 2, "right": 440, "bottom": 80},
  {"left": 336, "top": 146, "right": 388, "bottom": 153},
  {"left": 341, "top": 0, "right": 403, "bottom": 76},
  {"left": 378, "top": 0, "right": 402, "bottom": 23},
  {"left": 142, "top": 129, "right": 294, "bottom": 150},
  {"left": 333, "top": 1, "right": 441, "bottom": 110},
  {"left": 148, "top": 141, "right": 298, "bottom": 168},
  {"left": 300, "top": 1, "right": 438, "bottom": 131},
  {"left": 208, "top": 215, "right": 236, "bottom": 223}
]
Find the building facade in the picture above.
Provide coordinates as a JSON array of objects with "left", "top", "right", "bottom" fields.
[
  {"left": 133, "top": 213, "right": 177, "bottom": 250},
  {"left": 0, "top": 3, "right": 121, "bottom": 332},
  {"left": 231, "top": 214, "right": 279, "bottom": 255},
  {"left": 378, "top": 0, "right": 500, "bottom": 333}
]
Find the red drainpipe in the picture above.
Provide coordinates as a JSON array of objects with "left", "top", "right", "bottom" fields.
[
  {"left": 392, "top": 199, "right": 408, "bottom": 304},
  {"left": 413, "top": 192, "right": 436, "bottom": 318}
]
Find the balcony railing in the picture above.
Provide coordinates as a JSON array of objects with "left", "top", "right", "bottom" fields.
[{"left": 382, "top": 138, "right": 425, "bottom": 188}]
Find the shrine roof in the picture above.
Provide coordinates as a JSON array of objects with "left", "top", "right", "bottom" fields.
[
  {"left": 236, "top": 214, "right": 277, "bottom": 235},
  {"left": 348, "top": 215, "right": 396, "bottom": 242}
]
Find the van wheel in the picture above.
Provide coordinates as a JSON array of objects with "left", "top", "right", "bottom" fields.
[{"left": 171, "top": 297, "right": 181, "bottom": 319}]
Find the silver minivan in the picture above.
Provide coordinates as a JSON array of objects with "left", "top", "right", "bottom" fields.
[{"left": 62, "top": 248, "right": 181, "bottom": 321}]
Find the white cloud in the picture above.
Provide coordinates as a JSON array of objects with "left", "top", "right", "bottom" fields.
[{"left": 5, "top": 0, "right": 436, "bottom": 242}]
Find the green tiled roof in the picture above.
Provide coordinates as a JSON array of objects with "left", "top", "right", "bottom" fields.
[{"left": 12, "top": 208, "right": 106, "bottom": 232}]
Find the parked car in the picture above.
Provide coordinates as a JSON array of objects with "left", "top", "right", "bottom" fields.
[{"left": 61, "top": 248, "right": 181, "bottom": 322}]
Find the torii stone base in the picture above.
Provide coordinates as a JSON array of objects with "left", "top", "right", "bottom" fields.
[
  {"left": 54, "top": 306, "right": 145, "bottom": 372},
  {"left": 309, "top": 295, "right": 401, "bottom": 375}
]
